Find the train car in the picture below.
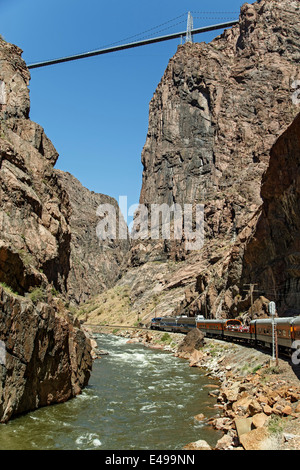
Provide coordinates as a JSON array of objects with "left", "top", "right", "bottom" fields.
[
  {"left": 251, "top": 317, "right": 295, "bottom": 351},
  {"left": 150, "top": 317, "right": 162, "bottom": 330},
  {"left": 291, "top": 317, "right": 300, "bottom": 345},
  {"left": 151, "top": 313, "right": 300, "bottom": 356},
  {"left": 222, "top": 319, "right": 252, "bottom": 343},
  {"left": 196, "top": 318, "right": 225, "bottom": 338},
  {"left": 175, "top": 316, "right": 197, "bottom": 333},
  {"left": 158, "top": 317, "right": 177, "bottom": 332},
  {"left": 161, "top": 315, "right": 197, "bottom": 333},
  {"left": 151, "top": 315, "right": 197, "bottom": 333}
]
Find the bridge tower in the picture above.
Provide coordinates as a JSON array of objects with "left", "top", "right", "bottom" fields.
[{"left": 186, "top": 11, "right": 194, "bottom": 43}]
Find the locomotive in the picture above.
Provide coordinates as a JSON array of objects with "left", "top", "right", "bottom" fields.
[
  {"left": 150, "top": 315, "right": 300, "bottom": 353},
  {"left": 150, "top": 315, "right": 197, "bottom": 333}
]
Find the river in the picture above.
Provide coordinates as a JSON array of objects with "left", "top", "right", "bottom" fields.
[{"left": 0, "top": 333, "right": 221, "bottom": 450}]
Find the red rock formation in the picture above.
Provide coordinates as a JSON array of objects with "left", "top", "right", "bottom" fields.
[
  {"left": 0, "top": 285, "right": 92, "bottom": 423},
  {"left": 0, "top": 37, "right": 71, "bottom": 295},
  {"left": 130, "top": 0, "right": 300, "bottom": 319},
  {"left": 56, "top": 170, "right": 130, "bottom": 304},
  {"left": 0, "top": 38, "right": 92, "bottom": 421},
  {"left": 241, "top": 113, "right": 300, "bottom": 316}
]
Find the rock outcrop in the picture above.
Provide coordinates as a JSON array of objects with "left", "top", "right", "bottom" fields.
[
  {"left": 0, "top": 37, "right": 93, "bottom": 421},
  {"left": 0, "top": 285, "right": 92, "bottom": 423},
  {"left": 55, "top": 170, "right": 130, "bottom": 304},
  {"left": 240, "top": 113, "right": 300, "bottom": 316},
  {"left": 0, "top": 38, "right": 71, "bottom": 295},
  {"left": 129, "top": 0, "right": 300, "bottom": 319},
  {"left": 176, "top": 328, "right": 205, "bottom": 359}
]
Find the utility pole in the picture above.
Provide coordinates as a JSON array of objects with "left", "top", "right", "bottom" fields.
[
  {"left": 243, "top": 283, "right": 259, "bottom": 320},
  {"left": 269, "top": 301, "right": 278, "bottom": 366}
]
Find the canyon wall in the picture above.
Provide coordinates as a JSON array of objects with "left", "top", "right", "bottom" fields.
[
  {"left": 56, "top": 170, "right": 130, "bottom": 305},
  {"left": 241, "top": 113, "right": 300, "bottom": 317},
  {"left": 0, "top": 39, "right": 71, "bottom": 295},
  {"left": 129, "top": 0, "right": 300, "bottom": 320},
  {"left": 0, "top": 285, "right": 92, "bottom": 423},
  {"left": 0, "top": 38, "right": 93, "bottom": 422}
]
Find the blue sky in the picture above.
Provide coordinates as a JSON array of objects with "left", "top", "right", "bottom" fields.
[{"left": 1, "top": 0, "right": 248, "bottom": 217}]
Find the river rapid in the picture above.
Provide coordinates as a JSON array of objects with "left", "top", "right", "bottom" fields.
[{"left": 0, "top": 333, "right": 221, "bottom": 450}]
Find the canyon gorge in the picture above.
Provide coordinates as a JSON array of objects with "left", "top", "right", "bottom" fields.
[{"left": 0, "top": 0, "right": 299, "bottom": 424}]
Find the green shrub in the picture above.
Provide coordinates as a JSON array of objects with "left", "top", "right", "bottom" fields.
[
  {"left": 161, "top": 333, "right": 172, "bottom": 343},
  {"left": 268, "top": 415, "right": 284, "bottom": 435},
  {"left": 29, "top": 287, "right": 47, "bottom": 303},
  {"left": 0, "top": 282, "right": 19, "bottom": 296}
]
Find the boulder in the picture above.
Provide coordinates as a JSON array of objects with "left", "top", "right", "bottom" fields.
[
  {"left": 239, "top": 428, "right": 271, "bottom": 451},
  {"left": 235, "top": 417, "right": 252, "bottom": 439},
  {"left": 213, "top": 417, "right": 233, "bottom": 432},
  {"left": 252, "top": 413, "right": 269, "bottom": 429},
  {"left": 220, "top": 384, "right": 240, "bottom": 403},
  {"left": 189, "top": 349, "right": 204, "bottom": 367},
  {"left": 232, "top": 395, "right": 253, "bottom": 415},
  {"left": 214, "top": 433, "right": 235, "bottom": 450},
  {"left": 248, "top": 399, "right": 263, "bottom": 416},
  {"left": 282, "top": 405, "right": 293, "bottom": 416},
  {"left": 263, "top": 404, "right": 273, "bottom": 416},
  {"left": 295, "top": 403, "right": 300, "bottom": 414},
  {"left": 177, "top": 328, "right": 205, "bottom": 358},
  {"left": 183, "top": 440, "right": 212, "bottom": 451},
  {"left": 194, "top": 413, "right": 205, "bottom": 422}
]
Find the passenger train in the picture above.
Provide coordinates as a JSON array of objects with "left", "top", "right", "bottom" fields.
[{"left": 150, "top": 315, "right": 300, "bottom": 353}]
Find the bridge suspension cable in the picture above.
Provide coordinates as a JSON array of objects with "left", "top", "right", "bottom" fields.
[{"left": 27, "top": 20, "right": 238, "bottom": 70}]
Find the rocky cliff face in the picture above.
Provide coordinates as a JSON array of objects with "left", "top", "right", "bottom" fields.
[
  {"left": 129, "top": 0, "right": 300, "bottom": 319},
  {"left": 0, "top": 38, "right": 71, "bottom": 295},
  {"left": 0, "top": 285, "right": 92, "bottom": 423},
  {"left": 0, "top": 38, "right": 93, "bottom": 422},
  {"left": 55, "top": 170, "right": 130, "bottom": 304},
  {"left": 240, "top": 113, "right": 300, "bottom": 317},
  {"left": 140, "top": 0, "right": 299, "bottom": 213}
]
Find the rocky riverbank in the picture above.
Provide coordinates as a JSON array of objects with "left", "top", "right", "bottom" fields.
[{"left": 86, "top": 326, "right": 300, "bottom": 450}]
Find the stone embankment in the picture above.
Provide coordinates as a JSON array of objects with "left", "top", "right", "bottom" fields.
[
  {"left": 179, "top": 334, "right": 300, "bottom": 451},
  {"left": 87, "top": 326, "right": 300, "bottom": 450}
]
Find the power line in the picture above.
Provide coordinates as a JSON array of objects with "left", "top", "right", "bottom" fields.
[
  {"left": 97, "top": 12, "right": 188, "bottom": 49},
  {"left": 97, "top": 12, "right": 239, "bottom": 49},
  {"left": 27, "top": 20, "right": 238, "bottom": 70},
  {"left": 191, "top": 11, "right": 239, "bottom": 14}
]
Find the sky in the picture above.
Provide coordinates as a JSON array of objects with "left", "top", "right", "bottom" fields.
[{"left": 0, "top": 0, "right": 249, "bottom": 219}]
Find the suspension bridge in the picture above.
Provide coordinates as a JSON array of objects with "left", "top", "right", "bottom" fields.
[{"left": 27, "top": 12, "right": 239, "bottom": 70}]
